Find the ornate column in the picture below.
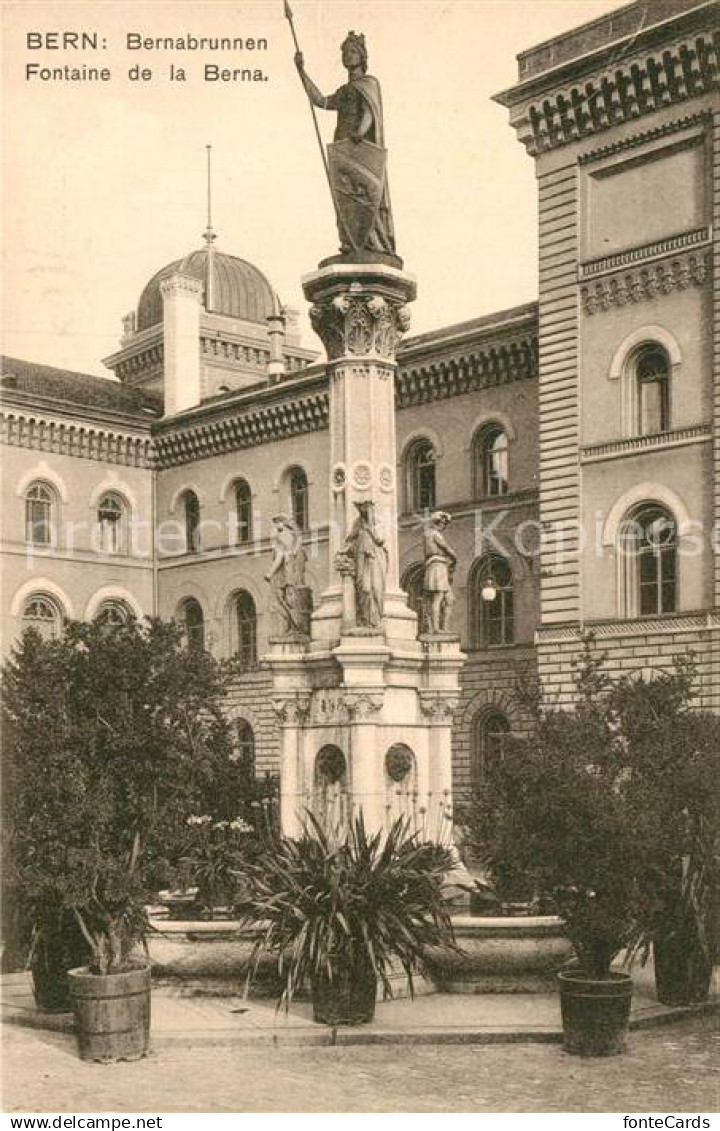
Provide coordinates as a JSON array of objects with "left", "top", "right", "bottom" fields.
[
  {"left": 302, "top": 263, "right": 417, "bottom": 647},
  {"left": 265, "top": 28, "right": 465, "bottom": 845},
  {"left": 272, "top": 693, "right": 311, "bottom": 839}
]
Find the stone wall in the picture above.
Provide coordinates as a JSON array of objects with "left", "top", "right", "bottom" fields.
[
  {"left": 451, "top": 646, "right": 537, "bottom": 797},
  {"left": 537, "top": 615, "right": 720, "bottom": 711},
  {"left": 223, "top": 666, "right": 279, "bottom": 778}
]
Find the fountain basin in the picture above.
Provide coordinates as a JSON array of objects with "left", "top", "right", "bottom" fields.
[
  {"left": 147, "top": 914, "right": 573, "bottom": 996},
  {"left": 426, "top": 915, "right": 574, "bottom": 993}
]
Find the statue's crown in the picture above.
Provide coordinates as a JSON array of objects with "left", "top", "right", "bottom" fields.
[{"left": 343, "top": 30, "right": 368, "bottom": 66}]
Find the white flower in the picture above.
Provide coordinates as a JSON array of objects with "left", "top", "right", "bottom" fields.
[{"left": 230, "top": 818, "right": 252, "bottom": 834}]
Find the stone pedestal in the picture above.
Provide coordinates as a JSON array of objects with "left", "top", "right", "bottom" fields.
[{"left": 266, "top": 261, "right": 465, "bottom": 843}]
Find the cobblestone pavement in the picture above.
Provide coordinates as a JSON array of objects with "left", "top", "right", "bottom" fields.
[{"left": 2, "top": 1016, "right": 718, "bottom": 1113}]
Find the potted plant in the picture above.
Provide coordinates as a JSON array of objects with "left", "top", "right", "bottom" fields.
[
  {"left": 475, "top": 643, "right": 641, "bottom": 1056},
  {"left": 2, "top": 616, "right": 241, "bottom": 1059},
  {"left": 237, "top": 813, "right": 456, "bottom": 1025},
  {"left": 1, "top": 629, "right": 90, "bottom": 1010},
  {"left": 609, "top": 666, "right": 720, "bottom": 1005}
]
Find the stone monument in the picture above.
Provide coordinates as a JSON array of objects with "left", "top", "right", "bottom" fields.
[{"left": 268, "top": 29, "right": 465, "bottom": 844}]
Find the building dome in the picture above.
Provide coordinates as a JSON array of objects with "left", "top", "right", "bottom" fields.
[{"left": 136, "top": 245, "right": 279, "bottom": 331}]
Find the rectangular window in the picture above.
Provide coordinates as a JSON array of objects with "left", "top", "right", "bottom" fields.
[{"left": 26, "top": 500, "right": 51, "bottom": 545}]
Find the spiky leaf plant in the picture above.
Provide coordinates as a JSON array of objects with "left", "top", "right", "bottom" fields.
[{"left": 236, "top": 813, "right": 456, "bottom": 1012}]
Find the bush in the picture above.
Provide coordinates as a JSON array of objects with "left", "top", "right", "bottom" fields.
[
  {"left": 466, "top": 640, "right": 720, "bottom": 977},
  {"left": 2, "top": 618, "right": 254, "bottom": 973}
]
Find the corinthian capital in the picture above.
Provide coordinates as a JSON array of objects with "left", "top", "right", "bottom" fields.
[
  {"left": 271, "top": 694, "right": 311, "bottom": 725},
  {"left": 309, "top": 291, "right": 411, "bottom": 362}
]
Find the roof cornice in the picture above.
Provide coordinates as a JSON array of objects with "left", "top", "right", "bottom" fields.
[
  {"left": 0, "top": 388, "right": 155, "bottom": 432},
  {"left": 494, "top": 2, "right": 718, "bottom": 156},
  {"left": 1, "top": 399, "right": 154, "bottom": 468}
]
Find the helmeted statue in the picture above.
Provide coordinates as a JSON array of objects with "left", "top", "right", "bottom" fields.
[
  {"left": 295, "top": 32, "right": 397, "bottom": 262},
  {"left": 422, "top": 511, "right": 457, "bottom": 635},
  {"left": 265, "top": 514, "right": 312, "bottom": 636}
]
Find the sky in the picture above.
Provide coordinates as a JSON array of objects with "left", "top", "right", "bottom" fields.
[{"left": 2, "top": 0, "right": 623, "bottom": 377}]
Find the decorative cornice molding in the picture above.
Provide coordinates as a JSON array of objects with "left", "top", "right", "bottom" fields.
[
  {"left": 113, "top": 342, "right": 164, "bottom": 383},
  {"left": 159, "top": 275, "right": 204, "bottom": 299},
  {"left": 577, "top": 110, "right": 712, "bottom": 165},
  {"left": 537, "top": 611, "right": 720, "bottom": 644},
  {"left": 579, "top": 227, "right": 711, "bottom": 280},
  {"left": 153, "top": 390, "right": 330, "bottom": 468},
  {"left": 151, "top": 325, "right": 539, "bottom": 466},
  {"left": 201, "top": 335, "right": 269, "bottom": 370},
  {"left": 581, "top": 423, "right": 712, "bottom": 463},
  {"left": 581, "top": 248, "right": 712, "bottom": 314},
  {"left": 506, "top": 31, "right": 718, "bottom": 156},
  {"left": 0, "top": 408, "right": 154, "bottom": 468},
  {"left": 396, "top": 334, "right": 537, "bottom": 408}
]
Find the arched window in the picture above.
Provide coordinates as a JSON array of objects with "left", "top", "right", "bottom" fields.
[
  {"left": 234, "top": 719, "right": 256, "bottom": 785},
  {"left": 636, "top": 346, "right": 670, "bottom": 436},
  {"left": 475, "top": 425, "right": 509, "bottom": 498},
  {"left": 471, "top": 555, "right": 514, "bottom": 648},
  {"left": 289, "top": 467, "right": 309, "bottom": 532},
  {"left": 234, "top": 479, "right": 253, "bottom": 545},
  {"left": 183, "top": 490, "right": 201, "bottom": 553},
  {"left": 179, "top": 598, "right": 204, "bottom": 653},
  {"left": 473, "top": 710, "right": 510, "bottom": 784},
  {"left": 22, "top": 593, "right": 62, "bottom": 640},
  {"left": 406, "top": 439, "right": 436, "bottom": 514},
  {"left": 97, "top": 493, "right": 126, "bottom": 555},
  {"left": 619, "top": 503, "right": 677, "bottom": 617},
  {"left": 95, "top": 599, "right": 132, "bottom": 632},
  {"left": 233, "top": 590, "right": 257, "bottom": 670},
  {"left": 401, "top": 562, "right": 426, "bottom": 634},
  {"left": 25, "top": 482, "right": 55, "bottom": 546}
]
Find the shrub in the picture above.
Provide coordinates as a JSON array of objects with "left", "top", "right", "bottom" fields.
[{"left": 236, "top": 814, "right": 456, "bottom": 1009}]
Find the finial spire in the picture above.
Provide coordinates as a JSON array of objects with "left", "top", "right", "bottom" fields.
[{"left": 203, "top": 144, "right": 216, "bottom": 246}]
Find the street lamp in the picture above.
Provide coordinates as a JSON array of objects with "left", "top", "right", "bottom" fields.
[{"left": 481, "top": 576, "right": 498, "bottom": 603}]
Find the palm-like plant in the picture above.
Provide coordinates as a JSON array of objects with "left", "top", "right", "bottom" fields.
[{"left": 236, "top": 814, "right": 456, "bottom": 1023}]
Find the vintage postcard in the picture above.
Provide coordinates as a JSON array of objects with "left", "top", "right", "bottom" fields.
[{"left": 2, "top": 0, "right": 717, "bottom": 1118}]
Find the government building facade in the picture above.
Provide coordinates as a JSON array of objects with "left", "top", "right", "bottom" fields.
[{"left": 2, "top": 0, "right": 718, "bottom": 796}]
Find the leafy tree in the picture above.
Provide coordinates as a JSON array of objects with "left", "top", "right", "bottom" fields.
[
  {"left": 2, "top": 617, "right": 251, "bottom": 974},
  {"left": 464, "top": 639, "right": 720, "bottom": 978}
]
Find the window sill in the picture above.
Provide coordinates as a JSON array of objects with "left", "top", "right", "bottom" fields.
[{"left": 580, "top": 425, "right": 711, "bottom": 464}]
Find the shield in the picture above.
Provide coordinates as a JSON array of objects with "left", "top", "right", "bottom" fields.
[{"left": 328, "top": 139, "right": 387, "bottom": 253}]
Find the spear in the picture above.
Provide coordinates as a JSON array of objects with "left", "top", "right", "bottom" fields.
[
  {"left": 283, "top": 0, "right": 332, "bottom": 190},
  {"left": 283, "top": 0, "right": 352, "bottom": 246}
]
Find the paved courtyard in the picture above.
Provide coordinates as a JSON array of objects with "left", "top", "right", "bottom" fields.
[{"left": 2, "top": 1014, "right": 718, "bottom": 1113}]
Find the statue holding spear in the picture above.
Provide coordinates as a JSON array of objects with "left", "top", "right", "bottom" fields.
[{"left": 283, "top": 1, "right": 399, "bottom": 265}]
